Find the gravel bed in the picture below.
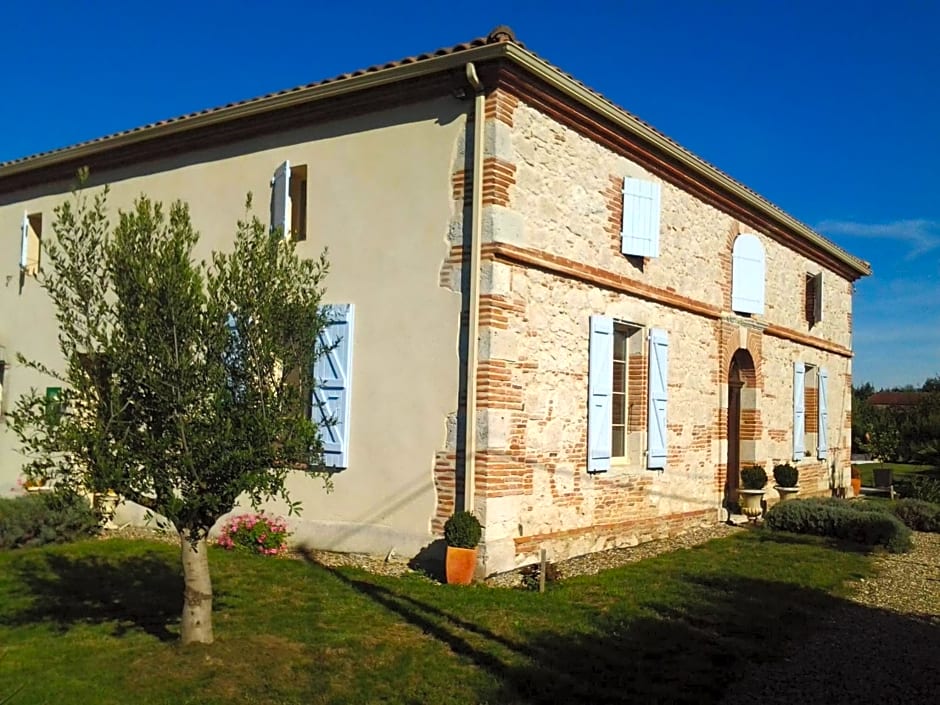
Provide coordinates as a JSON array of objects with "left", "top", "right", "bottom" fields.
[
  {"left": 721, "top": 531, "right": 940, "bottom": 704},
  {"left": 485, "top": 522, "right": 740, "bottom": 588}
]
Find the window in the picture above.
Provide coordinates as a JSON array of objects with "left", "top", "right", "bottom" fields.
[
  {"left": 271, "top": 161, "right": 308, "bottom": 241},
  {"left": 805, "top": 272, "right": 823, "bottom": 326},
  {"left": 611, "top": 323, "right": 643, "bottom": 458},
  {"left": 731, "top": 234, "right": 765, "bottom": 315},
  {"left": 620, "top": 177, "right": 662, "bottom": 258},
  {"left": 588, "top": 317, "right": 668, "bottom": 473},
  {"left": 793, "top": 362, "right": 829, "bottom": 460},
  {"left": 20, "top": 212, "right": 42, "bottom": 275},
  {"left": 289, "top": 165, "right": 308, "bottom": 241}
]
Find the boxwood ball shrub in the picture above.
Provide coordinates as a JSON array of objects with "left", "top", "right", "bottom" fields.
[
  {"left": 765, "top": 498, "right": 912, "bottom": 553},
  {"left": 444, "top": 510, "right": 482, "bottom": 549},
  {"left": 740, "top": 465, "right": 768, "bottom": 490},
  {"left": 0, "top": 490, "right": 99, "bottom": 549},
  {"left": 772, "top": 463, "right": 800, "bottom": 488}
]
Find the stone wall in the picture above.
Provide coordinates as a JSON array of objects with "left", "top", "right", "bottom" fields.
[{"left": 463, "top": 90, "right": 857, "bottom": 576}]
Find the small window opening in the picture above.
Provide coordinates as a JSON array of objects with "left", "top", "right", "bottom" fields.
[{"left": 289, "top": 165, "right": 308, "bottom": 242}]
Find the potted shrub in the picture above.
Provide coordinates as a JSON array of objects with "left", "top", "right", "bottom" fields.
[
  {"left": 443, "top": 510, "right": 482, "bottom": 585},
  {"left": 739, "top": 465, "right": 768, "bottom": 521},
  {"left": 772, "top": 462, "right": 800, "bottom": 501}
]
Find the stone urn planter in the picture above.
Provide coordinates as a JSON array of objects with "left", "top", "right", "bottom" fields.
[
  {"left": 739, "top": 465, "right": 768, "bottom": 522},
  {"left": 738, "top": 489, "right": 766, "bottom": 520},
  {"left": 772, "top": 463, "right": 800, "bottom": 502},
  {"left": 443, "top": 510, "right": 482, "bottom": 585},
  {"left": 93, "top": 491, "right": 121, "bottom": 530}
]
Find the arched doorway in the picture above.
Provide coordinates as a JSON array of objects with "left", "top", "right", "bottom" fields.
[{"left": 726, "top": 349, "right": 758, "bottom": 509}]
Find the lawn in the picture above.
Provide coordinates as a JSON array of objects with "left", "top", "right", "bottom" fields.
[
  {"left": 0, "top": 532, "right": 875, "bottom": 705},
  {"left": 855, "top": 461, "right": 940, "bottom": 486}
]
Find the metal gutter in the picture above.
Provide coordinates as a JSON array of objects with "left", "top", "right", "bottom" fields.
[{"left": 463, "top": 63, "right": 485, "bottom": 514}]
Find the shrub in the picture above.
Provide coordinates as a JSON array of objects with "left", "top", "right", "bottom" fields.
[
  {"left": 216, "top": 513, "right": 290, "bottom": 556},
  {"left": 0, "top": 490, "right": 99, "bottom": 549},
  {"left": 443, "top": 511, "right": 482, "bottom": 549},
  {"left": 520, "top": 561, "right": 562, "bottom": 591},
  {"left": 765, "top": 498, "right": 912, "bottom": 553},
  {"left": 894, "top": 475, "right": 940, "bottom": 504},
  {"left": 892, "top": 498, "right": 940, "bottom": 532},
  {"left": 772, "top": 463, "right": 800, "bottom": 488},
  {"left": 740, "top": 465, "right": 768, "bottom": 490}
]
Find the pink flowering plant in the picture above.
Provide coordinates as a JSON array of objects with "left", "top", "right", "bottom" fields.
[{"left": 216, "top": 513, "right": 290, "bottom": 556}]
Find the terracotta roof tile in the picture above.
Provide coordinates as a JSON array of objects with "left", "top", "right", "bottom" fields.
[
  {"left": 0, "top": 31, "right": 515, "bottom": 170},
  {"left": 0, "top": 25, "right": 868, "bottom": 275},
  {"left": 868, "top": 392, "right": 924, "bottom": 407}
]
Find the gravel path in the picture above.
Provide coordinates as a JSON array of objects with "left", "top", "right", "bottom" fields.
[{"left": 721, "top": 531, "right": 940, "bottom": 704}]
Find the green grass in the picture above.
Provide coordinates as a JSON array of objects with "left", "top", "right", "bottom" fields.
[
  {"left": 855, "top": 462, "right": 939, "bottom": 486},
  {"left": 0, "top": 532, "right": 877, "bottom": 705}
]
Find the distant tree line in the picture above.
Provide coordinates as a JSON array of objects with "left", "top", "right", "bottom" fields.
[{"left": 853, "top": 376, "right": 940, "bottom": 464}]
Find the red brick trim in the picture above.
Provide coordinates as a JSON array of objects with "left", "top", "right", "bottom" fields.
[
  {"left": 484, "top": 89, "right": 520, "bottom": 127},
  {"left": 482, "top": 242, "right": 854, "bottom": 358},
  {"left": 491, "top": 65, "right": 867, "bottom": 282}
]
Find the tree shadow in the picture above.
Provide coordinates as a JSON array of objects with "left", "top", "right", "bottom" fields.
[
  {"left": 1, "top": 550, "right": 185, "bottom": 642},
  {"left": 305, "top": 552, "right": 940, "bottom": 704}
]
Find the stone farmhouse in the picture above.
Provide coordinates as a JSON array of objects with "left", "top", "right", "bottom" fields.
[{"left": 0, "top": 27, "right": 869, "bottom": 576}]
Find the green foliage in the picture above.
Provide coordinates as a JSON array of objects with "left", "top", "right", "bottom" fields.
[
  {"left": 8, "top": 185, "right": 331, "bottom": 542},
  {"left": 894, "top": 475, "right": 940, "bottom": 504},
  {"left": 740, "top": 465, "right": 768, "bottom": 490},
  {"left": 443, "top": 511, "right": 482, "bottom": 548},
  {"left": 765, "top": 498, "right": 912, "bottom": 553},
  {"left": 216, "top": 513, "right": 291, "bottom": 555},
  {"left": 892, "top": 498, "right": 940, "bottom": 532},
  {"left": 0, "top": 491, "right": 99, "bottom": 549},
  {"left": 772, "top": 463, "right": 799, "bottom": 488}
]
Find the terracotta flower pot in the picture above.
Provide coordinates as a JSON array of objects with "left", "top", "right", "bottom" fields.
[
  {"left": 445, "top": 545, "right": 478, "bottom": 585},
  {"left": 851, "top": 477, "right": 862, "bottom": 497}
]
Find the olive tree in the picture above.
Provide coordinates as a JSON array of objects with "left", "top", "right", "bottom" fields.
[{"left": 10, "top": 180, "right": 330, "bottom": 644}]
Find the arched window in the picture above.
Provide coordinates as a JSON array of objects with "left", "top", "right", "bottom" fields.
[{"left": 731, "top": 234, "right": 765, "bottom": 314}]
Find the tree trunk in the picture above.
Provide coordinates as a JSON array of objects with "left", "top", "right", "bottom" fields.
[{"left": 180, "top": 532, "right": 214, "bottom": 645}]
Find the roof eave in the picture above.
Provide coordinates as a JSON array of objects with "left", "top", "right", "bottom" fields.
[
  {"left": 0, "top": 39, "right": 871, "bottom": 279},
  {"left": 500, "top": 44, "right": 871, "bottom": 278}
]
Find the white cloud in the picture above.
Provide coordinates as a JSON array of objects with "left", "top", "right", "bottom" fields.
[{"left": 817, "top": 218, "right": 940, "bottom": 258}]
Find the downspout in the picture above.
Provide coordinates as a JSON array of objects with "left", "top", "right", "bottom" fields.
[{"left": 464, "top": 62, "right": 484, "bottom": 513}]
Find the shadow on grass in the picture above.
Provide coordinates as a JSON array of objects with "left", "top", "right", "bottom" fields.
[
  {"left": 1, "top": 550, "right": 183, "bottom": 642},
  {"left": 302, "top": 548, "right": 940, "bottom": 704}
]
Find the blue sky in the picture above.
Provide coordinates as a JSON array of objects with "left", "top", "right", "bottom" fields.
[{"left": 3, "top": 1, "right": 938, "bottom": 389}]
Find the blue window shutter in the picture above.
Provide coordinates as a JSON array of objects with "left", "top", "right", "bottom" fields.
[
  {"left": 271, "top": 161, "right": 291, "bottom": 238},
  {"left": 621, "top": 177, "right": 662, "bottom": 258},
  {"left": 20, "top": 212, "right": 29, "bottom": 270},
  {"left": 588, "top": 316, "right": 613, "bottom": 473},
  {"left": 313, "top": 304, "right": 355, "bottom": 468},
  {"left": 793, "top": 362, "right": 806, "bottom": 460},
  {"left": 647, "top": 328, "right": 669, "bottom": 469},
  {"left": 818, "top": 367, "right": 829, "bottom": 459},
  {"left": 731, "top": 234, "right": 766, "bottom": 314}
]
